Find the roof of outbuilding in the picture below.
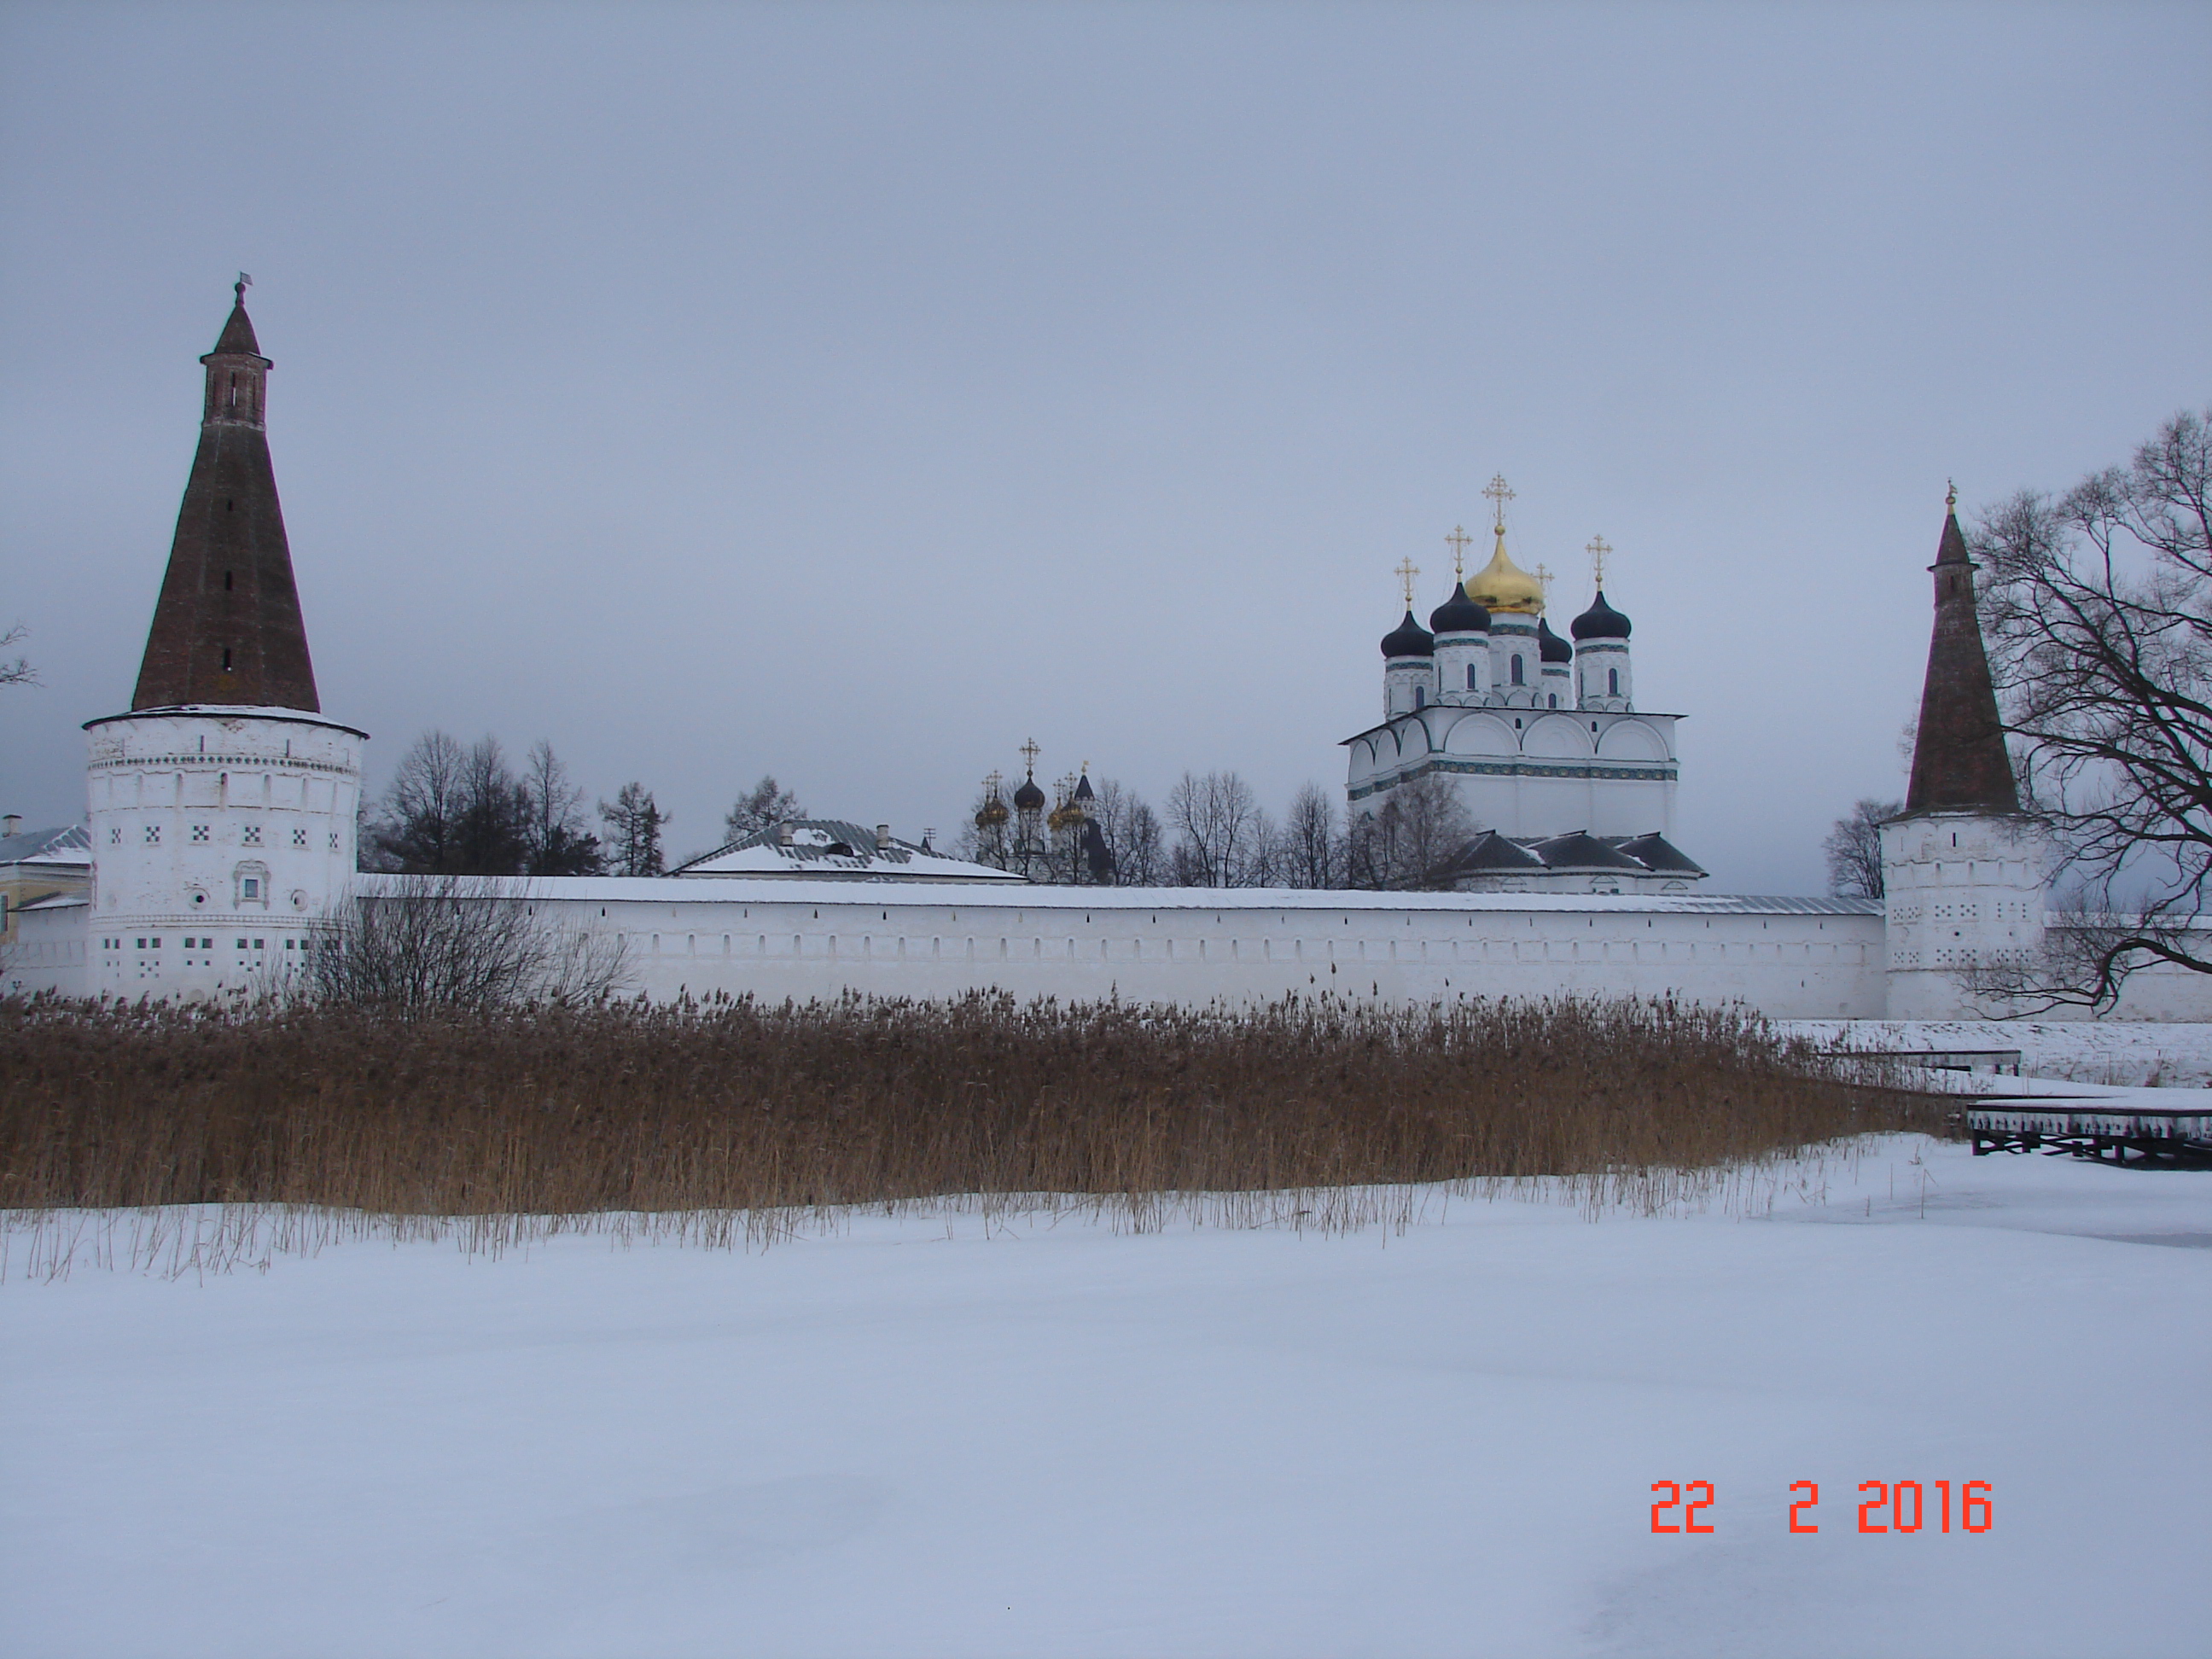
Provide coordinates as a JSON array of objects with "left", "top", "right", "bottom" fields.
[
  {"left": 1612, "top": 832, "right": 1706, "bottom": 875},
  {"left": 0, "top": 824, "right": 91, "bottom": 867},
  {"left": 670, "top": 819, "right": 1025, "bottom": 883}
]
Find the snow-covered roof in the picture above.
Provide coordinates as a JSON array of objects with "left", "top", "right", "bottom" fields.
[
  {"left": 13, "top": 892, "right": 89, "bottom": 911},
  {"left": 670, "top": 819, "right": 1026, "bottom": 885},
  {"left": 0, "top": 824, "right": 91, "bottom": 869},
  {"left": 355, "top": 871, "right": 1880, "bottom": 917}
]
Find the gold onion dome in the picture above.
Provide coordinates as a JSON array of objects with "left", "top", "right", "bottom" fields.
[{"left": 1464, "top": 527, "right": 1545, "bottom": 615}]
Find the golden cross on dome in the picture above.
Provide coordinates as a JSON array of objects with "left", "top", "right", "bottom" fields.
[
  {"left": 1394, "top": 556, "right": 1420, "bottom": 609},
  {"left": 983, "top": 770, "right": 1003, "bottom": 796},
  {"left": 1535, "top": 563, "right": 1554, "bottom": 602},
  {"left": 1444, "top": 525, "right": 1472, "bottom": 579},
  {"left": 1019, "top": 737, "right": 1040, "bottom": 776},
  {"left": 1482, "top": 474, "right": 1516, "bottom": 532},
  {"left": 1586, "top": 534, "right": 1612, "bottom": 589}
]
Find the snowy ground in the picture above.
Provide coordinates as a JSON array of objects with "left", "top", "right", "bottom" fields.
[{"left": 4, "top": 1135, "right": 2209, "bottom": 1659}]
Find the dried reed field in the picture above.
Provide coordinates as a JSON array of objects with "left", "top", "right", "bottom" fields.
[{"left": 2, "top": 994, "right": 1936, "bottom": 1255}]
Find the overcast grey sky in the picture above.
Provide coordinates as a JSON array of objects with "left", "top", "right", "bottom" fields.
[{"left": 3, "top": 1, "right": 2207, "bottom": 889}]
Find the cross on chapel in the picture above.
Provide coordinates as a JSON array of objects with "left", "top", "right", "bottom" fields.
[
  {"left": 1444, "top": 526, "right": 1472, "bottom": 579},
  {"left": 1483, "top": 474, "right": 1516, "bottom": 531}
]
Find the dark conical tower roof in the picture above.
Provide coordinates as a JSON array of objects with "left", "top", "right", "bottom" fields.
[
  {"left": 1905, "top": 494, "right": 2017, "bottom": 813},
  {"left": 131, "top": 286, "right": 319, "bottom": 712},
  {"left": 211, "top": 297, "right": 262, "bottom": 357}
]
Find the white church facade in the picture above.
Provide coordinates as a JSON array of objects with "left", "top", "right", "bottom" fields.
[
  {"left": 1344, "top": 498, "right": 1701, "bottom": 892},
  {"left": 9, "top": 289, "right": 2210, "bottom": 1023}
]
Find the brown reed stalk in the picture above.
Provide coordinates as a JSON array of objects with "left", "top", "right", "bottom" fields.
[{"left": 1, "top": 992, "right": 1936, "bottom": 1231}]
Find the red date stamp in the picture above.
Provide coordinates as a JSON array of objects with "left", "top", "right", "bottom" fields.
[{"left": 1651, "top": 1480, "right": 1991, "bottom": 1534}]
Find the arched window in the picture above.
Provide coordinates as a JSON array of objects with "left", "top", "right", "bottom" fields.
[
  {"left": 1510, "top": 656, "right": 1524, "bottom": 685},
  {"left": 1547, "top": 693, "right": 1557, "bottom": 708},
  {"left": 1413, "top": 684, "right": 1426, "bottom": 709},
  {"left": 1609, "top": 668, "right": 1620, "bottom": 696},
  {"left": 1465, "top": 662, "right": 1478, "bottom": 690}
]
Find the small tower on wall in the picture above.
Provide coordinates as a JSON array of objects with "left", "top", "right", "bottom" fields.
[
  {"left": 84, "top": 282, "right": 367, "bottom": 998},
  {"left": 1880, "top": 488, "right": 2047, "bottom": 1017}
]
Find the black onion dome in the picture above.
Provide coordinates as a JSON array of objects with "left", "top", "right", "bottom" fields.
[
  {"left": 1381, "top": 609, "right": 1435, "bottom": 659},
  {"left": 1569, "top": 589, "right": 1632, "bottom": 641},
  {"left": 1429, "top": 582, "right": 1492, "bottom": 637},
  {"left": 1012, "top": 774, "right": 1046, "bottom": 811},
  {"left": 1537, "top": 615, "right": 1573, "bottom": 663}
]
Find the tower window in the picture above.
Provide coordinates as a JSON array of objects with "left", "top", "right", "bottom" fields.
[
  {"left": 222, "top": 649, "right": 233, "bottom": 671},
  {"left": 143, "top": 824, "right": 160, "bottom": 845},
  {"left": 1609, "top": 668, "right": 1620, "bottom": 696},
  {"left": 1511, "top": 656, "right": 1524, "bottom": 685},
  {"left": 293, "top": 828, "right": 308, "bottom": 847},
  {"left": 189, "top": 824, "right": 209, "bottom": 842},
  {"left": 1413, "top": 685, "right": 1426, "bottom": 708},
  {"left": 1465, "top": 663, "right": 1478, "bottom": 690},
  {"left": 224, "top": 571, "right": 233, "bottom": 590},
  {"left": 242, "top": 824, "right": 262, "bottom": 846},
  {"left": 1548, "top": 694, "right": 1557, "bottom": 708}
]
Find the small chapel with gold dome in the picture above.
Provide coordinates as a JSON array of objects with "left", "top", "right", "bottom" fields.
[{"left": 1341, "top": 477, "right": 1704, "bottom": 892}]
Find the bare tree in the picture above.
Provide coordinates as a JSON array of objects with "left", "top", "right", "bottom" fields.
[
  {"left": 1823, "top": 798, "right": 1901, "bottom": 898},
  {"left": 522, "top": 741, "right": 605, "bottom": 876},
  {"left": 1281, "top": 783, "right": 1345, "bottom": 889},
  {"left": 0, "top": 623, "right": 36, "bottom": 688},
  {"left": 599, "top": 783, "right": 669, "bottom": 876},
  {"left": 956, "top": 783, "right": 1016, "bottom": 872},
  {"left": 1346, "top": 776, "right": 1475, "bottom": 890},
  {"left": 1087, "top": 777, "right": 1166, "bottom": 887},
  {"left": 1973, "top": 406, "right": 2212, "bottom": 1002},
  {"left": 1167, "top": 770, "right": 1261, "bottom": 888},
  {"left": 367, "top": 731, "right": 540, "bottom": 876},
  {"left": 310, "top": 877, "right": 630, "bottom": 1008},
  {"left": 367, "top": 731, "right": 467, "bottom": 872},
  {"left": 724, "top": 775, "right": 805, "bottom": 841},
  {"left": 453, "top": 736, "right": 532, "bottom": 875}
]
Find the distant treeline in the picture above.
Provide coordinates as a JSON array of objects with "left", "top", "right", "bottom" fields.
[{"left": 362, "top": 729, "right": 1481, "bottom": 890}]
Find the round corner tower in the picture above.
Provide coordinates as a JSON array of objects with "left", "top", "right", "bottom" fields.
[
  {"left": 1881, "top": 492, "right": 2046, "bottom": 1017},
  {"left": 85, "top": 284, "right": 365, "bottom": 998}
]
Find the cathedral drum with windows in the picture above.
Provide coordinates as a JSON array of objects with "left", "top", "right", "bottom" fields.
[
  {"left": 84, "top": 282, "right": 364, "bottom": 996},
  {"left": 1343, "top": 483, "right": 1703, "bottom": 892}
]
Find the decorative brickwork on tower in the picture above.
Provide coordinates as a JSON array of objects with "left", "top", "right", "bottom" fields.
[
  {"left": 131, "top": 286, "right": 319, "bottom": 712},
  {"left": 1904, "top": 500, "right": 2015, "bottom": 813}
]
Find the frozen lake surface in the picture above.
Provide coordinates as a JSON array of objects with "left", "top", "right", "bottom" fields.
[{"left": 5, "top": 1135, "right": 2208, "bottom": 1658}]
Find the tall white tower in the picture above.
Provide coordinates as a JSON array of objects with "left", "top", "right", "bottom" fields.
[
  {"left": 1881, "top": 492, "right": 2046, "bottom": 1017},
  {"left": 86, "top": 282, "right": 365, "bottom": 998}
]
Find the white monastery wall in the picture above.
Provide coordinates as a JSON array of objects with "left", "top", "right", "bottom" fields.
[
  {"left": 407, "top": 879, "right": 1889, "bottom": 1018},
  {"left": 4, "top": 900, "right": 90, "bottom": 999}
]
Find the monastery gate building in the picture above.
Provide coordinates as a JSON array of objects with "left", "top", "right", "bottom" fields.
[{"left": 10, "top": 291, "right": 2209, "bottom": 1023}]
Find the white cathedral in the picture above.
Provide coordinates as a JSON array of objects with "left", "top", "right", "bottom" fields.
[
  {"left": 1342, "top": 488, "right": 1699, "bottom": 894},
  {"left": 5, "top": 287, "right": 2209, "bottom": 1022}
]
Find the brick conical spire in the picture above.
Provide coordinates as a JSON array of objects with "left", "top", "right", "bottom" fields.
[
  {"left": 1905, "top": 491, "right": 2017, "bottom": 812},
  {"left": 130, "top": 282, "right": 319, "bottom": 712}
]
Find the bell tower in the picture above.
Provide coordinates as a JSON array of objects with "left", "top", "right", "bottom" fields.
[{"left": 85, "top": 283, "right": 367, "bottom": 999}]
